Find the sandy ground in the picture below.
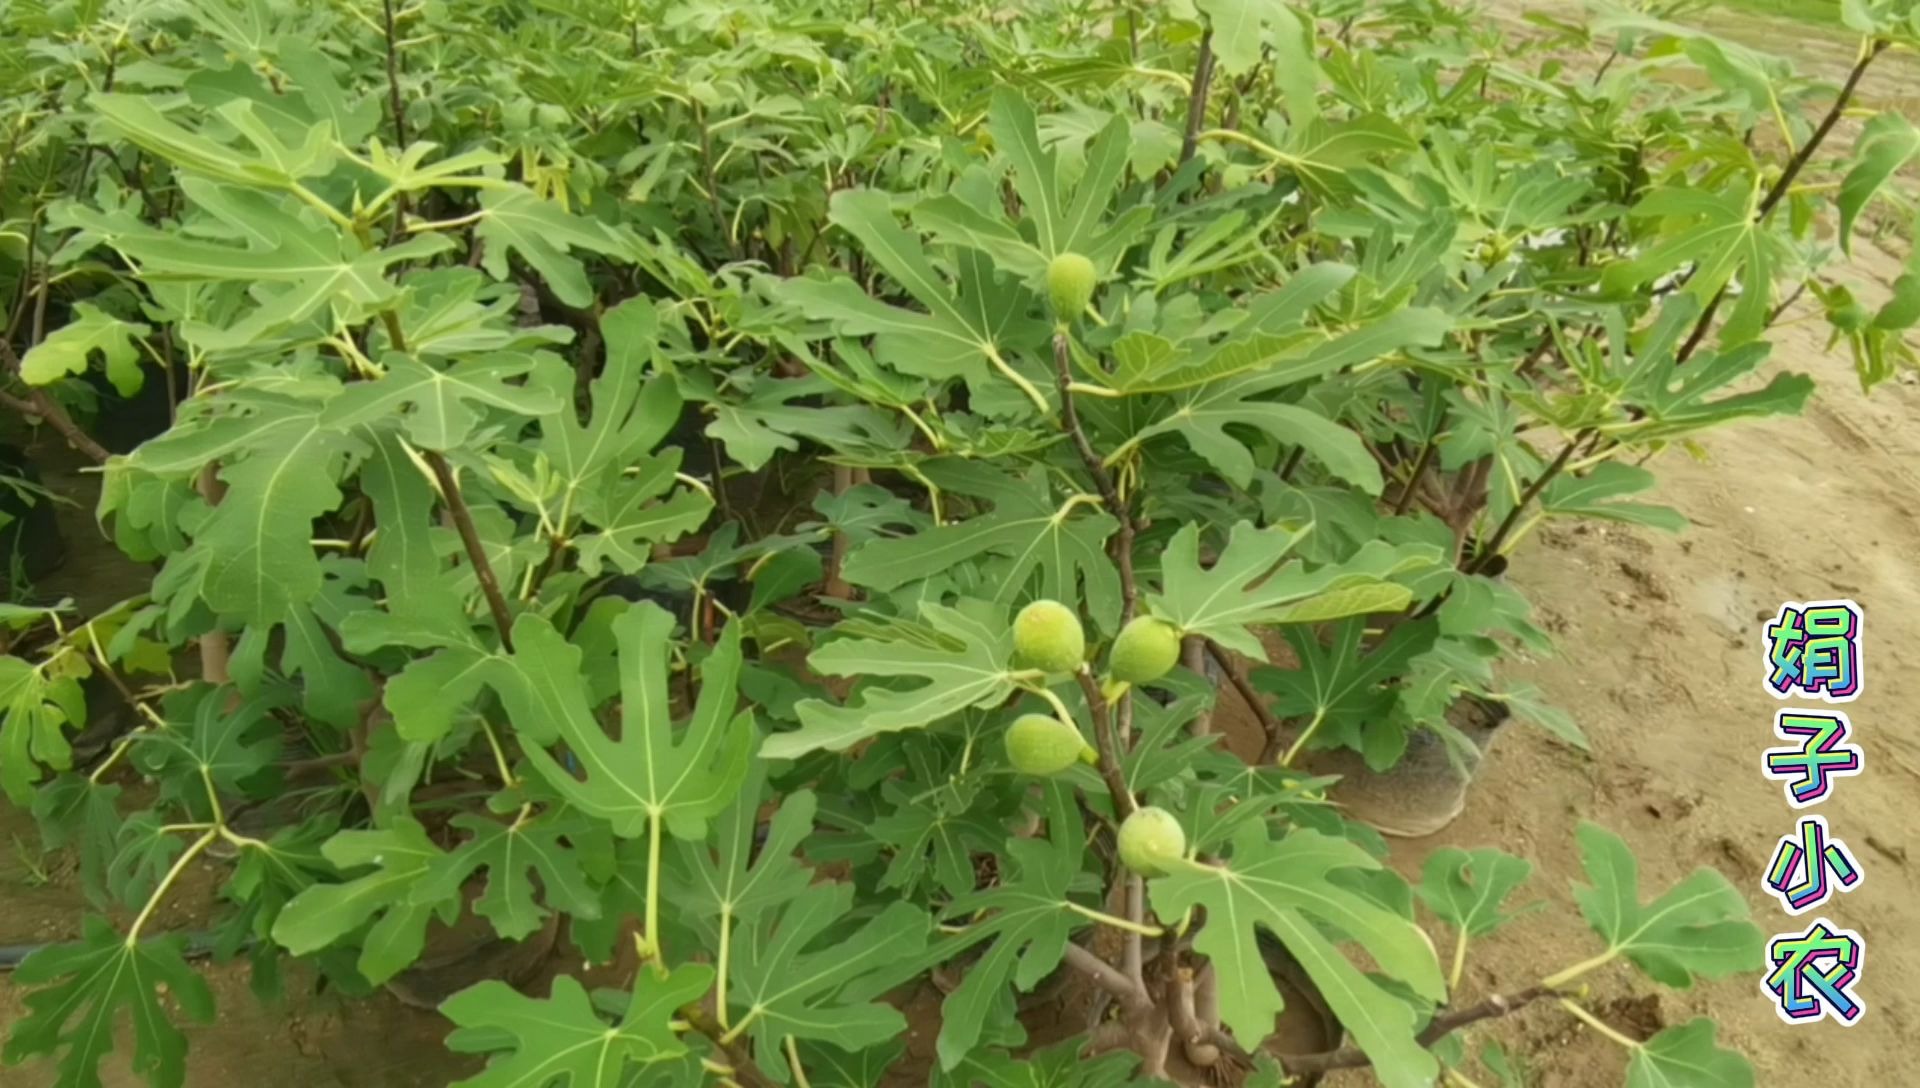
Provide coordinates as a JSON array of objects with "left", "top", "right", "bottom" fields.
[
  {"left": 1338, "top": 6, "right": 1919, "bottom": 1084},
  {"left": 1325, "top": 283, "right": 1920, "bottom": 1086}
]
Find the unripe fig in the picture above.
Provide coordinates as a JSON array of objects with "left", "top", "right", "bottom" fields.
[
  {"left": 1013, "top": 599, "right": 1085, "bottom": 674},
  {"left": 1117, "top": 806, "right": 1187, "bottom": 877},
  {"left": 1005, "top": 714, "right": 1094, "bottom": 776},
  {"left": 1047, "top": 252, "right": 1097, "bottom": 322},
  {"left": 1108, "top": 616, "right": 1181, "bottom": 685}
]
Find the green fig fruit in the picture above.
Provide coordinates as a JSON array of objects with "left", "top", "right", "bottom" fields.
[
  {"left": 1117, "top": 806, "right": 1187, "bottom": 877},
  {"left": 1005, "top": 714, "right": 1094, "bottom": 776},
  {"left": 1108, "top": 616, "right": 1181, "bottom": 685},
  {"left": 1013, "top": 599, "right": 1086, "bottom": 674},
  {"left": 1046, "top": 251, "right": 1097, "bottom": 322}
]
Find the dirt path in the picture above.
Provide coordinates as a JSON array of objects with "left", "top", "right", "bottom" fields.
[{"left": 1319, "top": 254, "right": 1920, "bottom": 1084}]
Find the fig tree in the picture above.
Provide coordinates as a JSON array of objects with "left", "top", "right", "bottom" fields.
[{"left": 1013, "top": 599, "right": 1085, "bottom": 673}]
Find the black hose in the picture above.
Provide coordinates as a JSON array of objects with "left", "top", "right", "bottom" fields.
[{"left": 0, "top": 931, "right": 243, "bottom": 970}]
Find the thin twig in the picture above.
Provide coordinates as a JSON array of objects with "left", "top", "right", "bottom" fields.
[
  {"left": 1769, "top": 281, "right": 1809, "bottom": 324},
  {"left": 1464, "top": 430, "right": 1588, "bottom": 574},
  {"left": 1232, "top": 985, "right": 1562, "bottom": 1075},
  {"left": 1511, "top": 326, "right": 1557, "bottom": 382},
  {"left": 381, "top": 0, "right": 411, "bottom": 229},
  {"left": 346, "top": 691, "right": 385, "bottom": 811},
  {"left": 376, "top": 309, "right": 516, "bottom": 647},
  {"left": 426, "top": 450, "right": 516, "bottom": 651},
  {"left": 0, "top": 386, "right": 110, "bottom": 464},
  {"left": 1673, "top": 37, "right": 1889, "bottom": 366},
  {"left": 1052, "top": 333, "right": 1140, "bottom": 616},
  {"left": 1178, "top": 30, "right": 1216, "bottom": 168},
  {"left": 680, "top": 1002, "right": 781, "bottom": 1088},
  {"left": 1759, "top": 40, "right": 1887, "bottom": 221},
  {"left": 1076, "top": 670, "right": 1137, "bottom": 820},
  {"left": 1277, "top": 446, "right": 1305, "bottom": 483},
  {"left": 0, "top": 310, "right": 113, "bottom": 464},
  {"left": 1204, "top": 640, "right": 1283, "bottom": 754},
  {"left": 1391, "top": 437, "right": 1436, "bottom": 517},
  {"left": 693, "top": 102, "right": 734, "bottom": 257},
  {"left": 1592, "top": 47, "right": 1620, "bottom": 86},
  {"left": 281, "top": 751, "right": 359, "bottom": 775}
]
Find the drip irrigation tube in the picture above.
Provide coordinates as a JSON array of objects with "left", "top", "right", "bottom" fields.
[{"left": 0, "top": 931, "right": 244, "bottom": 970}]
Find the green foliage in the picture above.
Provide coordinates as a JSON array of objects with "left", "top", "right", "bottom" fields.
[
  {"left": 270, "top": 819, "right": 452, "bottom": 985},
  {"left": 765, "top": 600, "right": 1018, "bottom": 759},
  {"left": 444, "top": 969, "right": 711, "bottom": 1088},
  {"left": 2, "top": 918, "right": 216, "bottom": 1088},
  {"left": 18, "top": 305, "right": 150, "bottom": 395},
  {"left": 0, "top": 0, "right": 1901, "bottom": 1084},
  {"left": 489, "top": 603, "right": 753, "bottom": 839},
  {"left": 1626, "top": 1019, "right": 1755, "bottom": 1088},
  {"left": 1566, "top": 822, "right": 1764, "bottom": 988},
  {"left": 1418, "top": 847, "right": 1537, "bottom": 940},
  {"left": 1151, "top": 824, "right": 1447, "bottom": 1088}
]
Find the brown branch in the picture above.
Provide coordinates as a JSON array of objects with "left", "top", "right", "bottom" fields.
[
  {"left": 426, "top": 450, "right": 516, "bottom": 651},
  {"left": 1204, "top": 639, "right": 1284, "bottom": 756},
  {"left": 679, "top": 1002, "right": 780, "bottom": 1088},
  {"left": 1179, "top": 29, "right": 1216, "bottom": 168},
  {"left": 0, "top": 328, "right": 112, "bottom": 464},
  {"left": 61, "top": 626, "right": 160, "bottom": 767},
  {"left": 1052, "top": 332, "right": 1150, "bottom": 987},
  {"left": 1271, "top": 985, "right": 1560, "bottom": 1075},
  {"left": 1770, "top": 280, "right": 1810, "bottom": 324},
  {"left": 1123, "top": 872, "right": 1147, "bottom": 987},
  {"left": 375, "top": 308, "right": 516, "bottom": 648},
  {"left": 381, "top": 0, "right": 409, "bottom": 150},
  {"left": 28, "top": 249, "right": 50, "bottom": 347},
  {"left": 380, "top": 0, "right": 411, "bottom": 229},
  {"left": 1050, "top": 334, "right": 1135, "bottom": 531},
  {"left": 193, "top": 467, "right": 232, "bottom": 683},
  {"left": 1166, "top": 965, "right": 1211, "bottom": 1062},
  {"left": 1761, "top": 40, "right": 1888, "bottom": 220},
  {"left": 3, "top": 214, "right": 41, "bottom": 344},
  {"left": 1464, "top": 429, "right": 1588, "bottom": 575},
  {"left": 1674, "top": 38, "right": 1889, "bottom": 367},
  {"left": 1390, "top": 437, "right": 1436, "bottom": 517},
  {"left": 1076, "top": 669, "right": 1137, "bottom": 820},
  {"left": 1511, "top": 326, "right": 1558, "bottom": 382},
  {"left": 1193, "top": 962, "right": 1220, "bottom": 1032},
  {"left": 0, "top": 386, "right": 110, "bottom": 464},
  {"left": 281, "top": 751, "right": 358, "bottom": 775},
  {"left": 823, "top": 463, "right": 854, "bottom": 599},
  {"left": 1592, "top": 47, "right": 1621, "bottom": 86},
  {"left": 346, "top": 690, "right": 385, "bottom": 811},
  {"left": 1052, "top": 333, "right": 1140, "bottom": 617},
  {"left": 1063, "top": 942, "right": 1152, "bottom": 1011},
  {"left": 693, "top": 102, "right": 733, "bottom": 258},
  {"left": 1182, "top": 637, "right": 1213, "bottom": 737},
  {"left": 1277, "top": 446, "right": 1305, "bottom": 483}
]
